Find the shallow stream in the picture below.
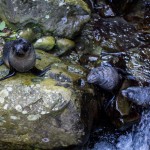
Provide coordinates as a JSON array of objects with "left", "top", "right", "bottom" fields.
[{"left": 89, "top": 109, "right": 150, "bottom": 150}]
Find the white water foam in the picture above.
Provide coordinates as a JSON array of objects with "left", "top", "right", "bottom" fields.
[
  {"left": 92, "top": 110, "right": 150, "bottom": 150},
  {"left": 117, "top": 110, "right": 150, "bottom": 150}
]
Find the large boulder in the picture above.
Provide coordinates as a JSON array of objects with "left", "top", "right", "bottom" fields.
[
  {"left": 0, "top": 0, "right": 91, "bottom": 38},
  {"left": 76, "top": 16, "right": 140, "bottom": 55},
  {"left": 0, "top": 50, "right": 97, "bottom": 149}
]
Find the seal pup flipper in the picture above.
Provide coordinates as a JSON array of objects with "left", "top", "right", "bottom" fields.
[
  {"left": 0, "top": 69, "right": 16, "bottom": 81},
  {"left": 30, "top": 65, "right": 51, "bottom": 77}
]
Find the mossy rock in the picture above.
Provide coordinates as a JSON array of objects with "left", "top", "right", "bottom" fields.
[
  {"left": 34, "top": 36, "right": 55, "bottom": 51},
  {"left": 55, "top": 38, "right": 75, "bottom": 55},
  {"left": 19, "top": 28, "right": 37, "bottom": 42},
  {"left": 0, "top": 49, "right": 96, "bottom": 149}
]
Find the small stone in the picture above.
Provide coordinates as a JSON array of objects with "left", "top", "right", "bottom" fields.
[
  {"left": 19, "top": 28, "right": 37, "bottom": 42},
  {"left": 6, "top": 87, "right": 13, "bottom": 92},
  {"left": 0, "top": 97, "right": 5, "bottom": 104},
  {"left": 0, "top": 90, "right": 9, "bottom": 98},
  {"left": 34, "top": 36, "right": 55, "bottom": 51},
  {"left": 41, "top": 111, "right": 47, "bottom": 115},
  {"left": 10, "top": 116, "right": 20, "bottom": 120},
  {"left": 27, "top": 114, "right": 41, "bottom": 121},
  {"left": 15, "top": 105, "right": 22, "bottom": 112},
  {"left": 3, "top": 104, "right": 9, "bottom": 110},
  {"left": 45, "top": 15, "right": 50, "bottom": 19},
  {"left": 56, "top": 38, "right": 75, "bottom": 55},
  {"left": 22, "top": 110, "right": 28, "bottom": 114}
]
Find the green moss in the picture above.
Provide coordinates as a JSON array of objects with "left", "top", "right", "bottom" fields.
[
  {"left": 57, "top": 39, "right": 75, "bottom": 49},
  {"left": 35, "top": 50, "right": 61, "bottom": 69},
  {"left": 34, "top": 36, "right": 55, "bottom": 51},
  {"left": 65, "top": 0, "right": 91, "bottom": 14},
  {"left": 19, "top": 28, "right": 36, "bottom": 42}
]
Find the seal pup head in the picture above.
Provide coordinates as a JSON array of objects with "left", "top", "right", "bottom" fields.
[
  {"left": 87, "top": 67, "right": 101, "bottom": 84},
  {"left": 11, "top": 38, "right": 32, "bottom": 57}
]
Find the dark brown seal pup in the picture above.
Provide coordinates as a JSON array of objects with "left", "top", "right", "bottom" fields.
[
  {"left": 0, "top": 38, "right": 50, "bottom": 81},
  {"left": 87, "top": 62, "right": 120, "bottom": 91}
]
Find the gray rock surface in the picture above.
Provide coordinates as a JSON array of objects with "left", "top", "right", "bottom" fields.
[{"left": 0, "top": 0, "right": 91, "bottom": 38}]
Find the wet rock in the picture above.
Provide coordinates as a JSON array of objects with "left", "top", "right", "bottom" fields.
[
  {"left": 18, "top": 28, "right": 37, "bottom": 42},
  {"left": 125, "top": 44, "right": 150, "bottom": 83},
  {"left": 115, "top": 94, "right": 131, "bottom": 117},
  {"left": 87, "top": 62, "right": 120, "bottom": 91},
  {"left": 0, "top": 0, "right": 91, "bottom": 38},
  {"left": 84, "top": 0, "right": 97, "bottom": 10},
  {"left": 0, "top": 50, "right": 96, "bottom": 149},
  {"left": 77, "top": 16, "right": 140, "bottom": 55},
  {"left": 124, "top": 0, "right": 150, "bottom": 30},
  {"left": 34, "top": 36, "right": 55, "bottom": 51},
  {"left": 98, "top": 4, "right": 115, "bottom": 17},
  {"left": 122, "top": 86, "right": 150, "bottom": 106},
  {"left": 85, "top": 0, "right": 116, "bottom": 18},
  {"left": 106, "top": 0, "right": 139, "bottom": 15},
  {"left": 105, "top": 79, "right": 140, "bottom": 129},
  {"left": 95, "top": 0, "right": 116, "bottom": 17},
  {"left": 79, "top": 53, "right": 101, "bottom": 69},
  {"left": 80, "top": 92, "right": 99, "bottom": 142},
  {"left": 113, "top": 112, "right": 140, "bottom": 130},
  {"left": 55, "top": 38, "right": 75, "bottom": 56},
  {"left": 76, "top": 15, "right": 103, "bottom": 55},
  {"left": 93, "top": 18, "right": 140, "bottom": 52}
]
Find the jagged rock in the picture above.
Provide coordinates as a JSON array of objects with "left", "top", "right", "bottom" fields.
[
  {"left": 0, "top": 0, "right": 91, "bottom": 38},
  {"left": 0, "top": 50, "right": 96, "bottom": 149}
]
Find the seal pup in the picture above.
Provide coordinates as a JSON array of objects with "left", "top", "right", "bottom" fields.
[
  {"left": 0, "top": 38, "right": 50, "bottom": 81},
  {"left": 87, "top": 62, "right": 120, "bottom": 91},
  {"left": 122, "top": 86, "right": 150, "bottom": 106}
]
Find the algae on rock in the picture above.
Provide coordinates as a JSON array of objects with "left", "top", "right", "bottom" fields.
[
  {"left": 34, "top": 36, "right": 55, "bottom": 51},
  {"left": 0, "top": 50, "right": 96, "bottom": 149}
]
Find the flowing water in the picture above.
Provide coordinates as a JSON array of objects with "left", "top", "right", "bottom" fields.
[{"left": 91, "top": 109, "right": 150, "bottom": 150}]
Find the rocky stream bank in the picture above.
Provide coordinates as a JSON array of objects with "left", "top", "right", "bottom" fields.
[{"left": 0, "top": 0, "right": 149, "bottom": 149}]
